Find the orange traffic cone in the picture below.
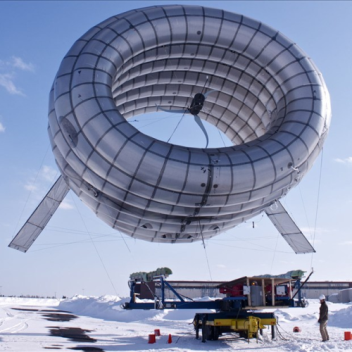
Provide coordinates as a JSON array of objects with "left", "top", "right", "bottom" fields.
[
  {"left": 168, "top": 334, "right": 172, "bottom": 344},
  {"left": 154, "top": 329, "right": 161, "bottom": 336},
  {"left": 148, "top": 334, "right": 156, "bottom": 344}
]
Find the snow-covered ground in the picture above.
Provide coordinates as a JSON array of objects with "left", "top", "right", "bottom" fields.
[{"left": 0, "top": 296, "right": 352, "bottom": 351}]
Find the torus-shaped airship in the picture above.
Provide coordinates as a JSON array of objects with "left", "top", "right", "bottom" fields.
[{"left": 9, "top": 5, "right": 331, "bottom": 254}]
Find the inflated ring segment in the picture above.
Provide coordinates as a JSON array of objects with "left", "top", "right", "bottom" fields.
[{"left": 48, "top": 5, "right": 331, "bottom": 243}]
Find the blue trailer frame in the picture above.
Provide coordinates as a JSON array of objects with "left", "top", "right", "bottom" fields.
[
  {"left": 123, "top": 275, "right": 308, "bottom": 311},
  {"left": 122, "top": 275, "right": 312, "bottom": 342}
]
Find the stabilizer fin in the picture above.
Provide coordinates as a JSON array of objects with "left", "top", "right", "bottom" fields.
[
  {"left": 265, "top": 200, "right": 315, "bottom": 254},
  {"left": 9, "top": 175, "right": 70, "bottom": 253}
]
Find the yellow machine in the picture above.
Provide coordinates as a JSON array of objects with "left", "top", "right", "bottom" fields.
[
  {"left": 213, "top": 316, "right": 276, "bottom": 339},
  {"left": 193, "top": 313, "right": 277, "bottom": 341}
]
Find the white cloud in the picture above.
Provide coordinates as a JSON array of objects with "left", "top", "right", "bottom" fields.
[
  {"left": 216, "top": 264, "right": 226, "bottom": 269},
  {"left": 23, "top": 165, "right": 58, "bottom": 193},
  {"left": 0, "top": 57, "right": 34, "bottom": 72},
  {"left": 41, "top": 165, "right": 58, "bottom": 182},
  {"left": 59, "top": 199, "right": 74, "bottom": 210},
  {"left": 24, "top": 182, "right": 38, "bottom": 192},
  {"left": 0, "top": 122, "right": 5, "bottom": 132},
  {"left": 311, "top": 239, "right": 322, "bottom": 245},
  {"left": 335, "top": 157, "right": 352, "bottom": 165},
  {"left": 11, "top": 56, "right": 34, "bottom": 72},
  {"left": 300, "top": 227, "right": 331, "bottom": 235},
  {"left": 0, "top": 56, "right": 34, "bottom": 96},
  {"left": 0, "top": 73, "right": 25, "bottom": 96}
]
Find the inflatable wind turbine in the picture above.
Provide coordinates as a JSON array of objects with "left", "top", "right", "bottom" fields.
[{"left": 9, "top": 5, "right": 331, "bottom": 254}]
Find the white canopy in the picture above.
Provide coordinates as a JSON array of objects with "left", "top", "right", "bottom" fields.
[
  {"left": 265, "top": 201, "right": 315, "bottom": 254},
  {"left": 9, "top": 176, "right": 69, "bottom": 253}
]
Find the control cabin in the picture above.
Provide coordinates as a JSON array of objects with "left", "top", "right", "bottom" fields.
[{"left": 218, "top": 276, "right": 296, "bottom": 309}]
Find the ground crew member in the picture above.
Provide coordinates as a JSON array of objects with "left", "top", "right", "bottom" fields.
[{"left": 318, "top": 294, "right": 329, "bottom": 342}]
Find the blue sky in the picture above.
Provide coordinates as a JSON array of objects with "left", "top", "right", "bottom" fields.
[{"left": 1, "top": 1, "right": 352, "bottom": 298}]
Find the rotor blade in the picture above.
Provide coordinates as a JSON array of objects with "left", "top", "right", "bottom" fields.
[
  {"left": 156, "top": 105, "right": 189, "bottom": 115},
  {"left": 265, "top": 201, "right": 315, "bottom": 254},
  {"left": 193, "top": 115, "right": 209, "bottom": 148},
  {"left": 9, "top": 175, "right": 70, "bottom": 253},
  {"left": 204, "top": 89, "right": 218, "bottom": 98}
]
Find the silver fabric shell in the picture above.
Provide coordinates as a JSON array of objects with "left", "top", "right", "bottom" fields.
[{"left": 48, "top": 5, "right": 331, "bottom": 243}]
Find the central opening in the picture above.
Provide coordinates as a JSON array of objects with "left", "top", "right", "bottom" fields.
[
  {"left": 112, "top": 43, "right": 282, "bottom": 149},
  {"left": 127, "top": 111, "right": 233, "bottom": 148}
]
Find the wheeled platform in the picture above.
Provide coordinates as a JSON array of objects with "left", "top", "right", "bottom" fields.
[
  {"left": 123, "top": 272, "right": 312, "bottom": 342},
  {"left": 193, "top": 311, "right": 277, "bottom": 342}
]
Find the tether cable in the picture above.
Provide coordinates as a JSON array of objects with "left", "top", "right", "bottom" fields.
[
  {"left": 72, "top": 196, "right": 119, "bottom": 296},
  {"left": 198, "top": 220, "right": 213, "bottom": 281},
  {"left": 311, "top": 148, "right": 324, "bottom": 267}
]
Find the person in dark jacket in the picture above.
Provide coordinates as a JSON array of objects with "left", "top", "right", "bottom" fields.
[{"left": 318, "top": 294, "right": 329, "bottom": 341}]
